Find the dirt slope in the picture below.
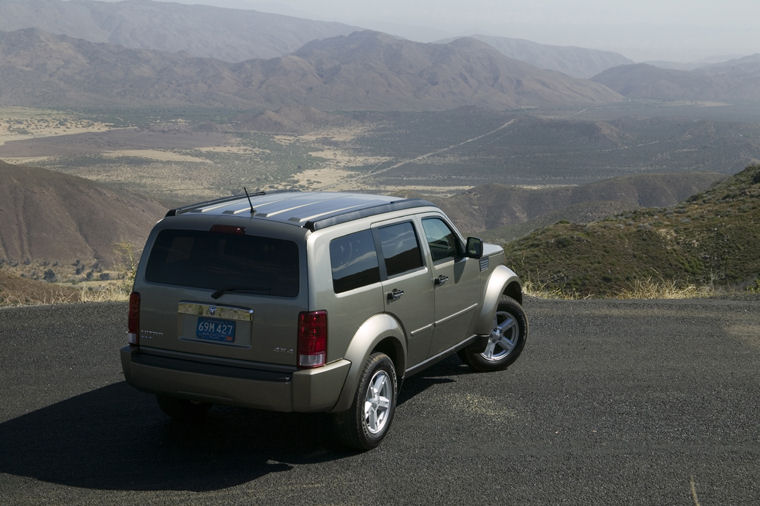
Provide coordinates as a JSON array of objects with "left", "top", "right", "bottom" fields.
[{"left": 0, "top": 161, "right": 165, "bottom": 265}]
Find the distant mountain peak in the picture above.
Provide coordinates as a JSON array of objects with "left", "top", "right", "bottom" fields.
[{"left": 440, "top": 34, "right": 633, "bottom": 78}]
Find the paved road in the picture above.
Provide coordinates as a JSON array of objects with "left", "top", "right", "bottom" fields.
[{"left": 1, "top": 298, "right": 758, "bottom": 504}]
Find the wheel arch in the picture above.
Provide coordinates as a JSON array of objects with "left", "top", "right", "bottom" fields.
[
  {"left": 331, "top": 313, "right": 406, "bottom": 412},
  {"left": 474, "top": 265, "right": 523, "bottom": 335}
]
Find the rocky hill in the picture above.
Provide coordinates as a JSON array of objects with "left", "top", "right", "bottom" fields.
[
  {"left": 0, "top": 0, "right": 357, "bottom": 61},
  {"left": 503, "top": 166, "right": 760, "bottom": 297},
  {"left": 0, "top": 28, "right": 623, "bottom": 110},
  {"left": 0, "top": 160, "right": 165, "bottom": 266}
]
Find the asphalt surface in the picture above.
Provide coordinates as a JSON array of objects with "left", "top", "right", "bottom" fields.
[{"left": 0, "top": 298, "right": 758, "bottom": 504}]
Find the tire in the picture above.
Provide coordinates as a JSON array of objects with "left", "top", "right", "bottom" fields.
[
  {"left": 334, "top": 352, "right": 398, "bottom": 451},
  {"left": 156, "top": 394, "right": 211, "bottom": 422},
  {"left": 461, "top": 296, "right": 527, "bottom": 372}
]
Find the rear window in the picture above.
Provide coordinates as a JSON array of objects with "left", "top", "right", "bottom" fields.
[
  {"left": 376, "top": 222, "right": 423, "bottom": 277},
  {"left": 145, "top": 229, "right": 299, "bottom": 297}
]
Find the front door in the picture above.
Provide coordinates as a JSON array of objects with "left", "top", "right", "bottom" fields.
[{"left": 421, "top": 217, "right": 481, "bottom": 355}]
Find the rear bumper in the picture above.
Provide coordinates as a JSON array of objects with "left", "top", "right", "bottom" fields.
[{"left": 120, "top": 346, "right": 351, "bottom": 412}]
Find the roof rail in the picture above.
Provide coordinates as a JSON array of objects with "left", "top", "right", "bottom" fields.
[
  {"left": 165, "top": 190, "right": 283, "bottom": 217},
  {"left": 304, "top": 199, "right": 435, "bottom": 231}
]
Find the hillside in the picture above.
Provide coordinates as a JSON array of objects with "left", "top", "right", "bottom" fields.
[
  {"left": 0, "top": 0, "right": 357, "bottom": 61},
  {"left": 435, "top": 172, "right": 724, "bottom": 234},
  {"left": 503, "top": 166, "right": 760, "bottom": 297},
  {"left": 0, "top": 160, "right": 165, "bottom": 266},
  {"left": 0, "top": 28, "right": 623, "bottom": 111},
  {"left": 593, "top": 56, "right": 760, "bottom": 102},
  {"left": 464, "top": 35, "right": 632, "bottom": 78}
]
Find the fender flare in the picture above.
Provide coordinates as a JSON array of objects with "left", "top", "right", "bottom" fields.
[
  {"left": 331, "top": 313, "right": 406, "bottom": 412},
  {"left": 474, "top": 265, "right": 522, "bottom": 335}
]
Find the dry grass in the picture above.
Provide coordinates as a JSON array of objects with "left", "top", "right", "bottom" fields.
[
  {"left": 521, "top": 278, "right": 583, "bottom": 300},
  {"left": 521, "top": 274, "right": 713, "bottom": 300},
  {"left": 619, "top": 277, "right": 712, "bottom": 300},
  {"left": 78, "top": 283, "right": 131, "bottom": 303}
]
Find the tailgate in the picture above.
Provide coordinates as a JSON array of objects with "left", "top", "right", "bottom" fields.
[{"left": 138, "top": 289, "right": 303, "bottom": 366}]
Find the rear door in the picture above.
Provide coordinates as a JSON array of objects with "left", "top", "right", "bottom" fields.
[{"left": 372, "top": 220, "right": 434, "bottom": 368}]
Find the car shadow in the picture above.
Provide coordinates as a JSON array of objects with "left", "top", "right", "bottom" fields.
[
  {"left": 0, "top": 382, "right": 349, "bottom": 492},
  {"left": 0, "top": 358, "right": 469, "bottom": 492},
  {"left": 398, "top": 355, "right": 471, "bottom": 404}
]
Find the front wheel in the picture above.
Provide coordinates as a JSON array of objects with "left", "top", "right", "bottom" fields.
[
  {"left": 334, "top": 352, "right": 398, "bottom": 451},
  {"left": 461, "top": 296, "right": 527, "bottom": 372}
]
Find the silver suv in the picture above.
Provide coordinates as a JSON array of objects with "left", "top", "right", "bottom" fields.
[{"left": 120, "top": 191, "right": 527, "bottom": 449}]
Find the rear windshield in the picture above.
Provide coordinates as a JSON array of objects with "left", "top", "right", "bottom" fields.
[{"left": 145, "top": 229, "right": 299, "bottom": 297}]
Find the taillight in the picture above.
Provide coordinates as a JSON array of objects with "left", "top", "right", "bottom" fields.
[
  {"left": 298, "top": 310, "right": 327, "bottom": 368},
  {"left": 128, "top": 292, "right": 140, "bottom": 346}
]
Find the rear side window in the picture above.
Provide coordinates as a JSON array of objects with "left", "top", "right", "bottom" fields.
[
  {"left": 145, "top": 229, "right": 299, "bottom": 297},
  {"left": 376, "top": 222, "right": 423, "bottom": 277},
  {"left": 330, "top": 230, "right": 380, "bottom": 293}
]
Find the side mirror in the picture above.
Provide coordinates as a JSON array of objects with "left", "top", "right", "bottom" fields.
[{"left": 465, "top": 237, "right": 483, "bottom": 259}]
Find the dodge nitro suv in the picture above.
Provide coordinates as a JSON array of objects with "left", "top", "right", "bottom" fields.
[{"left": 121, "top": 191, "right": 527, "bottom": 450}]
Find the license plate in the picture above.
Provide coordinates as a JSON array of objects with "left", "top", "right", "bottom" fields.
[{"left": 196, "top": 317, "right": 236, "bottom": 343}]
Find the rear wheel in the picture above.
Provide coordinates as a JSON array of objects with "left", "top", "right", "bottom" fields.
[
  {"left": 156, "top": 394, "right": 211, "bottom": 422},
  {"left": 461, "top": 296, "right": 527, "bottom": 372},
  {"left": 334, "top": 352, "right": 397, "bottom": 451}
]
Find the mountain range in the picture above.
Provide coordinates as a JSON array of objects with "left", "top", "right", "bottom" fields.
[
  {"left": 0, "top": 28, "right": 623, "bottom": 110},
  {"left": 0, "top": 0, "right": 357, "bottom": 61},
  {"left": 0, "top": 0, "right": 632, "bottom": 77},
  {"left": 3, "top": 0, "right": 760, "bottom": 110}
]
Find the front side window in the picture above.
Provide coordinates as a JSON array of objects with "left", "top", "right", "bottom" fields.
[
  {"left": 330, "top": 230, "right": 380, "bottom": 293},
  {"left": 376, "top": 222, "right": 423, "bottom": 277},
  {"left": 422, "top": 218, "right": 460, "bottom": 262},
  {"left": 145, "top": 229, "right": 299, "bottom": 297}
]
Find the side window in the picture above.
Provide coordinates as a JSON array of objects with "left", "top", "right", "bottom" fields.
[
  {"left": 330, "top": 230, "right": 380, "bottom": 293},
  {"left": 375, "top": 222, "right": 424, "bottom": 277},
  {"left": 422, "top": 218, "right": 460, "bottom": 262}
]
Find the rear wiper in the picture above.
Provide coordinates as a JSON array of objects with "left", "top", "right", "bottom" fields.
[{"left": 211, "top": 287, "right": 270, "bottom": 299}]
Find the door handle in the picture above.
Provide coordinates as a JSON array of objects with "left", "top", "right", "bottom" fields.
[
  {"left": 387, "top": 288, "right": 405, "bottom": 301},
  {"left": 435, "top": 275, "right": 449, "bottom": 286}
]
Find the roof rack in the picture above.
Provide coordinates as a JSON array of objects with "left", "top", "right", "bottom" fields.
[{"left": 163, "top": 191, "right": 436, "bottom": 231}]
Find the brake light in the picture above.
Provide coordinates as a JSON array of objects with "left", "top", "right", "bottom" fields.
[
  {"left": 298, "top": 310, "right": 327, "bottom": 368},
  {"left": 210, "top": 225, "right": 246, "bottom": 235},
  {"left": 128, "top": 292, "right": 140, "bottom": 345}
]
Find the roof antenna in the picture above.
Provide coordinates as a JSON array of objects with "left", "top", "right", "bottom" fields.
[{"left": 243, "top": 187, "right": 255, "bottom": 215}]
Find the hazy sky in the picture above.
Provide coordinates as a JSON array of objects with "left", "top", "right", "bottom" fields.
[{"left": 115, "top": 0, "right": 760, "bottom": 62}]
